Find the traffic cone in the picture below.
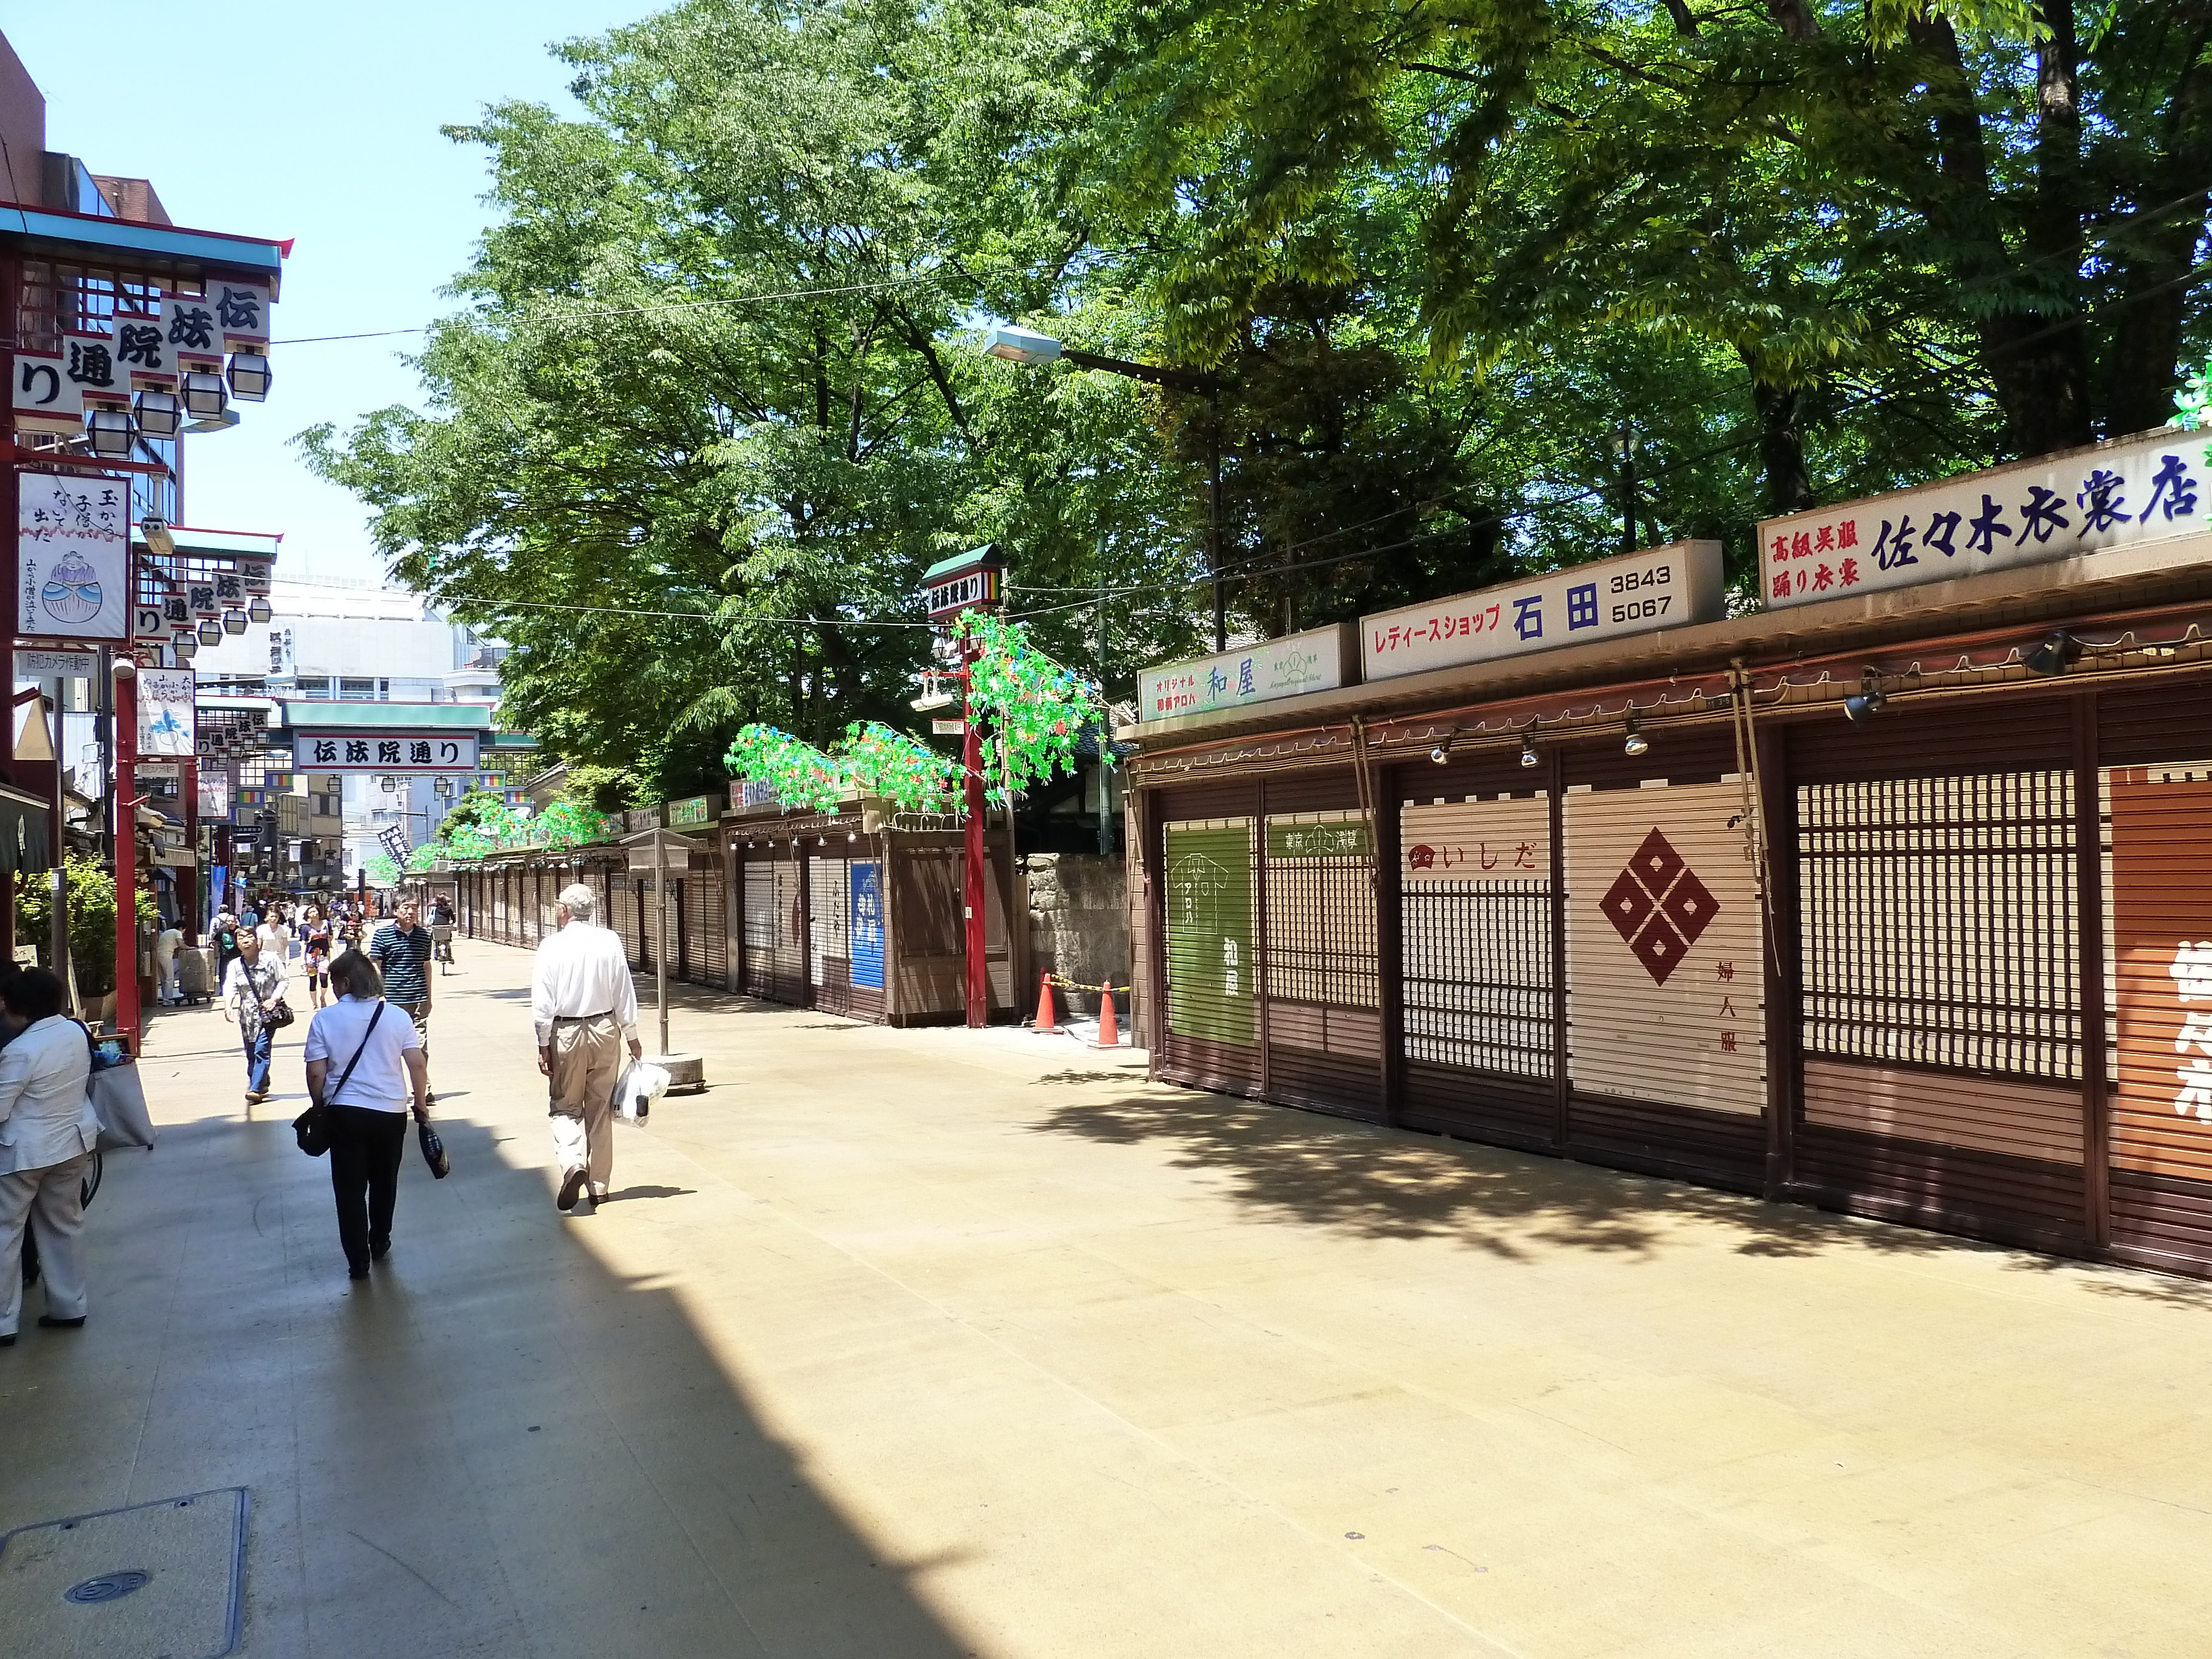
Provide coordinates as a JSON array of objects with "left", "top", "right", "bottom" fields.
[
  {"left": 1092, "top": 987, "right": 1120, "bottom": 1048},
  {"left": 1032, "top": 971, "right": 1058, "bottom": 1033}
]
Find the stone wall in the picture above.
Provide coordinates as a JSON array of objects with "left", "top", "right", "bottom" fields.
[{"left": 1024, "top": 853, "right": 1129, "bottom": 1019}]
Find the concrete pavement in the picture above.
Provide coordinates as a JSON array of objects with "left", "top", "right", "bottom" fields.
[{"left": 2, "top": 940, "right": 2209, "bottom": 1656}]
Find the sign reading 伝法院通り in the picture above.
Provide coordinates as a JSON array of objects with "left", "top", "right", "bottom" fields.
[
  {"left": 1138, "top": 623, "right": 1353, "bottom": 722},
  {"left": 292, "top": 733, "right": 480, "bottom": 774},
  {"left": 19, "top": 473, "right": 129, "bottom": 641},
  {"left": 1360, "top": 542, "right": 1725, "bottom": 683},
  {"left": 1760, "top": 425, "right": 2212, "bottom": 608}
]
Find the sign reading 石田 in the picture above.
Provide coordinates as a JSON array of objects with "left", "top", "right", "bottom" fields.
[
  {"left": 1760, "top": 425, "right": 2211, "bottom": 609},
  {"left": 1138, "top": 623, "right": 1354, "bottom": 722},
  {"left": 291, "top": 732, "right": 479, "bottom": 774},
  {"left": 1360, "top": 541, "right": 1725, "bottom": 683},
  {"left": 19, "top": 472, "right": 130, "bottom": 641}
]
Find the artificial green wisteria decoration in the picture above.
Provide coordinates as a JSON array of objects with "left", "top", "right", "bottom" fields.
[
  {"left": 950, "top": 610, "right": 1109, "bottom": 793},
  {"left": 536, "top": 797, "right": 616, "bottom": 850},
  {"left": 840, "top": 720, "right": 960, "bottom": 812},
  {"left": 364, "top": 852, "right": 400, "bottom": 887},
  {"left": 724, "top": 724, "right": 852, "bottom": 812},
  {"left": 2178, "top": 363, "right": 2212, "bottom": 430},
  {"left": 405, "top": 844, "right": 440, "bottom": 873}
]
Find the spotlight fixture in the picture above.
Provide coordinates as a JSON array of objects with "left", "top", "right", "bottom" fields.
[
  {"left": 86, "top": 408, "right": 134, "bottom": 458},
  {"left": 1623, "top": 716, "right": 1648, "bottom": 758},
  {"left": 2023, "top": 629, "right": 2085, "bottom": 676},
  {"left": 1429, "top": 728, "right": 1457, "bottom": 765},
  {"left": 1843, "top": 671, "right": 1887, "bottom": 723},
  {"left": 134, "top": 389, "right": 182, "bottom": 440},
  {"left": 1519, "top": 727, "right": 1540, "bottom": 769}
]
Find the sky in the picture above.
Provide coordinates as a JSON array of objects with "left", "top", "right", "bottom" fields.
[{"left": 5, "top": 2, "right": 653, "bottom": 584}]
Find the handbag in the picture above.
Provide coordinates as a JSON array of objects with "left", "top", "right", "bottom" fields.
[
  {"left": 418, "top": 1121, "right": 450, "bottom": 1178},
  {"left": 264, "top": 998, "right": 295, "bottom": 1030},
  {"left": 293, "top": 1003, "right": 385, "bottom": 1157}
]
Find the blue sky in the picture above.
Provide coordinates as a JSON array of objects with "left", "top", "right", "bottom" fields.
[{"left": 6, "top": 2, "right": 650, "bottom": 583}]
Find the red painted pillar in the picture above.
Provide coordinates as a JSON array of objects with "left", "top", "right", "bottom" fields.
[
  {"left": 112, "top": 659, "right": 139, "bottom": 1049},
  {"left": 962, "top": 637, "right": 987, "bottom": 1027},
  {"left": 180, "top": 757, "right": 199, "bottom": 945}
]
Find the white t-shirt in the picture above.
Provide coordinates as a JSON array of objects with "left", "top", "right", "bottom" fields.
[{"left": 302, "top": 996, "right": 422, "bottom": 1113}]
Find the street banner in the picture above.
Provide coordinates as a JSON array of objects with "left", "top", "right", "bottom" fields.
[
  {"left": 291, "top": 732, "right": 479, "bottom": 773},
  {"left": 19, "top": 472, "right": 131, "bottom": 641},
  {"left": 136, "top": 668, "right": 196, "bottom": 757}
]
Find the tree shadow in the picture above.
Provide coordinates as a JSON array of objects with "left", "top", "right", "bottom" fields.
[
  {"left": 1029, "top": 1086, "right": 1978, "bottom": 1266},
  {"left": 1, "top": 1113, "right": 977, "bottom": 1658}
]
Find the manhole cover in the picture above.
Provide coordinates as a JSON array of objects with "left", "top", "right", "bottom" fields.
[{"left": 65, "top": 1571, "right": 150, "bottom": 1604}]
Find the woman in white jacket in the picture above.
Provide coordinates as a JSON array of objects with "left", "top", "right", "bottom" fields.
[{"left": 0, "top": 967, "right": 96, "bottom": 1345}]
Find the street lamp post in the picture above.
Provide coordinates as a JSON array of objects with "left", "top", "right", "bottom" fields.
[
  {"left": 983, "top": 325, "right": 1228, "bottom": 650},
  {"left": 921, "top": 547, "right": 1008, "bottom": 1029}
]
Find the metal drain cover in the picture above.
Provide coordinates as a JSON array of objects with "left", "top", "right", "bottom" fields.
[{"left": 65, "top": 1569, "right": 152, "bottom": 1603}]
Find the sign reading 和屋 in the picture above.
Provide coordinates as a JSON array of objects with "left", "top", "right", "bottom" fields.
[
  {"left": 19, "top": 473, "right": 130, "bottom": 641},
  {"left": 136, "top": 669, "right": 196, "bottom": 758},
  {"left": 1760, "top": 425, "right": 2212, "bottom": 609},
  {"left": 290, "top": 733, "right": 479, "bottom": 774},
  {"left": 1139, "top": 623, "right": 1354, "bottom": 722},
  {"left": 1360, "top": 542, "right": 1725, "bottom": 684}
]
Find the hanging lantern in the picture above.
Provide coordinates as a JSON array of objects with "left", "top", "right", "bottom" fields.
[
  {"left": 197, "top": 619, "right": 222, "bottom": 646},
  {"left": 181, "top": 371, "right": 228, "bottom": 421},
  {"left": 134, "top": 389, "right": 182, "bottom": 440},
  {"left": 222, "top": 609, "right": 248, "bottom": 635},
  {"left": 247, "top": 598, "right": 272, "bottom": 623},
  {"left": 86, "top": 408, "right": 135, "bottom": 459},
  {"left": 226, "top": 352, "right": 272, "bottom": 401}
]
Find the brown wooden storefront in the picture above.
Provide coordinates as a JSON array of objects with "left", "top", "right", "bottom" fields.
[{"left": 1126, "top": 530, "right": 2212, "bottom": 1279}]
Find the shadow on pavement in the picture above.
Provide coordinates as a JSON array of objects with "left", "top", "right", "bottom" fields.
[
  {"left": 0, "top": 1110, "right": 975, "bottom": 1659},
  {"left": 1029, "top": 1087, "right": 1987, "bottom": 1266}
]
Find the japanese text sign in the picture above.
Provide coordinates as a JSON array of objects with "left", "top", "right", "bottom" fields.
[
  {"left": 19, "top": 472, "right": 129, "bottom": 641},
  {"left": 1760, "top": 425, "right": 2212, "bottom": 609},
  {"left": 136, "top": 669, "right": 196, "bottom": 758},
  {"left": 667, "top": 794, "right": 716, "bottom": 827},
  {"left": 1138, "top": 623, "right": 1354, "bottom": 722},
  {"left": 290, "top": 732, "right": 479, "bottom": 774},
  {"left": 1360, "top": 541, "right": 1725, "bottom": 684}
]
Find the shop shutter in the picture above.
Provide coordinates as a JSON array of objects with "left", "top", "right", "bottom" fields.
[
  {"left": 771, "top": 854, "right": 804, "bottom": 1000},
  {"left": 742, "top": 858, "right": 777, "bottom": 995},
  {"left": 846, "top": 855, "right": 886, "bottom": 1016},
  {"left": 694, "top": 858, "right": 729, "bottom": 989},
  {"left": 1793, "top": 769, "right": 2085, "bottom": 1243},
  {"left": 810, "top": 853, "right": 851, "bottom": 992},
  {"left": 1261, "top": 810, "right": 1381, "bottom": 1119},
  {"left": 2106, "top": 762, "right": 2212, "bottom": 1271},
  {"left": 1398, "top": 794, "right": 1556, "bottom": 1147},
  {"left": 1162, "top": 818, "right": 1258, "bottom": 1091},
  {"left": 1562, "top": 780, "right": 1768, "bottom": 1187},
  {"left": 611, "top": 877, "right": 638, "bottom": 967}
]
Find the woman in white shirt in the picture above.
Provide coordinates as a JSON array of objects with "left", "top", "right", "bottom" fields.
[
  {"left": 303, "top": 951, "right": 430, "bottom": 1280},
  {"left": 0, "top": 968, "right": 98, "bottom": 1344}
]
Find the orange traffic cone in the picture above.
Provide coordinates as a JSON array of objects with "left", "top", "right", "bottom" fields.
[
  {"left": 1093, "top": 987, "right": 1120, "bottom": 1048},
  {"left": 1032, "top": 971, "right": 1058, "bottom": 1033}
]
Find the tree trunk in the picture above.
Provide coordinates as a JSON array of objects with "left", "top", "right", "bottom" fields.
[{"left": 1746, "top": 373, "right": 1815, "bottom": 516}]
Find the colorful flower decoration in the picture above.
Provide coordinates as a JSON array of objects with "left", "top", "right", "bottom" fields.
[
  {"left": 724, "top": 724, "right": 852, "bottom": 812},
  {"left": 950, "top": 611, "right": 1110, "bottom": 794},
  {"left": 838, "top": 721, "right": 961, "bottom": 812}
]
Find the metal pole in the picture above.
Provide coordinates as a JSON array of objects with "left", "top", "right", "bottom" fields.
[
  {"left": 1207, "top": 392, "right": 1226, "bottom": 651},
  {"left": 112, "top": 660, "right": 138, "bottom": 1048},
  {"left": 962, "top": 637, "right": 987, "bottom": 1027},
  {"left": 1618, "top": 424, "right": 1639, "bottom": 556},
  {"left": 1097, "top": 550, "right": 1114, "bottom": 859},
  {"left": 655, "top": 824, "right": 670, "bottom": 1055}
]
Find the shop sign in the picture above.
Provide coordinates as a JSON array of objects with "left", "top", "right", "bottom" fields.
[
  {"left": 199, "top": 768, "right": 233, "bottom": 818},
  {"left": 667, "top": 794, "right": 715, "bottom": 828},
  {"left": 1265, "top": 818, "right": 1373, "bottom": 859},
  {"left": 1401, "top": 797, "right": 1548, "bottom": 881},
  {"left": 136, "top": 668, "right": 195, "bottom": 757},
  {"left": 290, "top": 732, "right": 479, "bottom": 773},
  {"left": 12, "top": 285, "right": 273, "bottom": 434},
  {"left": 19, "top": 472, "right": 130, "bottom": 641},
  {"left": 1164, "top": 822, "right": 1255, "bottom": 1046},
  {"left": 1139, "top": 622, "right": 1354, "bottom": 722},
  {"left": 1360, "top": 541, "right": 1725, "bottom": 684},
  {"left": 850, "top": 862, "right": 884, "bottom": 989},
  {"left": 1760, "top": 425, "right": 2212, "bottom": 609},
  {"left": 625, "top": 807, "right": 659, "bottom": 833},
  {"left": 16, "top": 649, "right": 96, "bottom": 679}
]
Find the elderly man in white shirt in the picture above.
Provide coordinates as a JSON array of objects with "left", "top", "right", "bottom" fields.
[
  {"left": 530, "top": 883, "right": 641, "bottom": 1213},
  {"left": 0, "top": 967, "right": 98, "bottom": 1344}
]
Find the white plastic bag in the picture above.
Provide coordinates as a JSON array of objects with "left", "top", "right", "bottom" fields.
[{"left": 612, "top": 1060, "right": 671, "bottom": 1124}]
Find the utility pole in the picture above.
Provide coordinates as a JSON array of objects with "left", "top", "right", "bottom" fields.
[
  {"left": 654, "top": 820, "right": 670, "bottom": 1056},
  {"left": 961, "top": 635, "right": 988, "bottom": 1027},
  {"left": 1616, "top": 424, "right": 1640, "bottom": 556},
  {"left": 1207, "top": 391, "right": 1227, "bottom": 650}
]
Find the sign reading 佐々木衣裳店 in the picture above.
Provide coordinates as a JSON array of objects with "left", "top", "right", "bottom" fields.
[
  {"left": 292, "top": 733, "right": 480, "bottom": 774},
  {"left": 1138, "top": 623, "right": 1354, "bottom": 722},
  {"left": 1759, "top": 424, "right": 2212, "bottom": 609},
  {"left": 19, "top": 472, "right": 130, "bottom": 641},
  {"left": 1360, "top": 541, "right": 1725, "bottom": 684}
]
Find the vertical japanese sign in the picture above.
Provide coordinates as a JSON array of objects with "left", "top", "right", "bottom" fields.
[
  {"left": 135, "top": 668, "right": 196, "bottom": 758},
  {"left": 2107, "top": 766, "right": 2212, "bottom": 1185},
  {"left": 1563, "top": 784, "right": 1765, "bottom": 1115},
  {"left": 849, "top": 861, "right": 885, "bottom": 989},
  {"left": 1164, "top": 822, "right": 1255, "bottom": 1046},
  {"left": 19, "top": 472, "right": 129, "bottom": 640},
  {"left": 1759, "top": 424, "right": 2211, "bottom": 608}
]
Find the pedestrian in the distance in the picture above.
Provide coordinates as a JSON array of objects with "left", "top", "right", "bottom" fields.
[
  {"left": 153, "top": 920, "right": 183, "bottom": 1006},
  {"left": 221, "top": 930, "right": 286, "bottom": 1105},
  {"left": 0, "top": 968, "right": 98, "bottom": 1344},
  {"left": 368, "top": 898, "right": 437, "bottom": 1106},
  {"left": 304, "top": 952, "right": 430, "bottom": 1280},
  {"left": 300, "top": 906, "right": 334, "bottom": 1009},
  {"left": 212, "top": 908, "right": 242, "bottom": 982},
  {"left": 529, "top": 883, "right": 640, "bottom": 1213}
]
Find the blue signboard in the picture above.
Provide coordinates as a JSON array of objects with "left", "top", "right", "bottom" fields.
[
  {"left": 849, "top": 861, "right": 884, "bottom": 989},
  {"left": 207, "top": 865, "right": 227, "bottom": 931}
]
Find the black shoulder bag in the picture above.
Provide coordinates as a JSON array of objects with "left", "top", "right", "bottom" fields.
[{"left": 293, "top": 1003, "right": 385, "bottom": 1157}]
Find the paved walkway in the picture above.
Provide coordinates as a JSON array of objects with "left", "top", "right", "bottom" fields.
[{"left": 2, "top": 942, "right": 2209, "bottom": 1656}]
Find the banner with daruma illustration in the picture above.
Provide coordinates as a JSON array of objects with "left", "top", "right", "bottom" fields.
[{"left": 1564, "top": 782, "right": 1766, "bottom": 1115}]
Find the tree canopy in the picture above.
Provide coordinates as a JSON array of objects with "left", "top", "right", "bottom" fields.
[{"left": 305, "top": 0, "right": 2212, "bottom": 782}]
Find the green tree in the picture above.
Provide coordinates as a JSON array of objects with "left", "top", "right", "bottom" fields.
[{"left": 15, "top": 854, "right": 159, "bottom": 1000}]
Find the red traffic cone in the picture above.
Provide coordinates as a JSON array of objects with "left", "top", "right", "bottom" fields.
[
  {"left": 1032, "top": 971, "right": 1058, "bottom": 1033},
  {"left": 1092, "top": 987, "right": 1120, "bottom": 1048}
]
